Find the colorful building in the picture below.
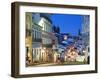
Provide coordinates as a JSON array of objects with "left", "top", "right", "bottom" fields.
[
  {"left": 39, "top": 13, "right": 58, "bottom": 62},
  {"left": 26, "top": 13, "right": 59, "bottom": 64},
  {"left": 82, "top": 15, "right": 90, "bottom": 46},
  {"left": 32, "top": 13, "right": 43, "bottom": 63},
  {"left": 25, "top": 12, "right": 33, "bottom": 65}
]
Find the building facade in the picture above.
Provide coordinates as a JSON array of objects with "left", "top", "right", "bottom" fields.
[
  {"left": 26, "top": 13, "right": 59, "bottom": 64},
  {"left": 39, "top": 14, "right": 52, "bottom": 47},
  {"left": 32, "top": 13, "right": 43, "bottom": 63},
  {"left": 25, "top": 12, "right": 33, "bottom": 65},
  {"left": 81, "top": 15, "right": 90, "bottom": 62},
  {"left": 39, "top": 14, "right": 58, "bottom": 62},
  {"left": 82, "top": 15, "right": 90, "bottom": 46}
]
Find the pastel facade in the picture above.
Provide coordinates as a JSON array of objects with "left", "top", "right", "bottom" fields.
[
  {"left": 25, "top": 12, "right": 33, "bottom": 64},
  {"left": 26, "top": 13, "right": 58, "bottom": 63}
]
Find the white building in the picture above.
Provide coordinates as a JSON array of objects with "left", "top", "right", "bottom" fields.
[
  {"left": 32, "top": 13, "right": 58, "bottom": 62},
  {"left": 39, "top": 14, "right": 52, "bottom": 47},
  {"left": 81, "top": 15, "right": 90, "bottom": 63},
  {"left": 32, "top": 13, "right": 43, "bottom": 62},
  {"left": 82, "top": 15, "right": 90, "bottom": 46}
]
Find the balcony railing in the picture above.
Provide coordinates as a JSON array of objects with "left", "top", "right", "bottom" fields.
[
  {"left": 32, "top": 38, "right": 42, "bottom": 42},
  {"left": 42, "top": 44, "right": 52, "bottom": 48}
]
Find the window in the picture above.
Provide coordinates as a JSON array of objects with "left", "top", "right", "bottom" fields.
[
  {"left": 26, "top": 47, "right": 29, "bottom": 54},
  {"left": 26, "top": 28, "right": 31, "bottom": 37},
  {"left": 34, "top": 30, "right": 35, "bottom": 39},
  {"left": 37, "top": 31, "right": 39, "bottom": 39},
  {"left": 35, "top": 31, "right": 37, "bottom": 39},
  {"left": 38, "top": 32, "right": 40, "bottom": 39},
  {"left": 32, "top": 30, "right": 34, "bottom": 42},
  {"left": 26, "top": 46, "right": 29, "bottom": 60}
]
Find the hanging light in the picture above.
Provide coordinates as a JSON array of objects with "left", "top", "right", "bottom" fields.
[{"left": 64, "top": 35, "right": 67, "bottom": 40}]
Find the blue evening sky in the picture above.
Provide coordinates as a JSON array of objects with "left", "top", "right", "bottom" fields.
[{"left": 51, "top": 14, "right": 84, "bottom": 36}]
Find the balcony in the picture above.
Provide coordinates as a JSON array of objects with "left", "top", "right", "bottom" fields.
[
  {"left": 32, "top": 38, "right": 42, "bottom": 42},
  {"left": 42, "top": 44, "right": 52, "bottom": 48}
]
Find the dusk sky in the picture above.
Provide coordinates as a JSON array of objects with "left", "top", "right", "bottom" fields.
[{"left": 51, "top": 14, "right": 84, "bottom": 36}]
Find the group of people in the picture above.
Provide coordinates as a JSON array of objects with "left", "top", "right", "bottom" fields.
[
  {"left": 53, "top": 45, "right": 79, "bottom": 63},
  {"left": 55, "top": 44, "right": 89, "bottom": 64},
  {"left": 65, "top": 46, "right": 78, "bottom": 62}
]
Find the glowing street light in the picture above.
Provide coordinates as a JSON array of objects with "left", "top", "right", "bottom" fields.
[
  {"left": 41, "top": 47, "right": 46, "bottom": 53},
  {"left": 64, "top": 35, "right": 68, "bottom": 40}
]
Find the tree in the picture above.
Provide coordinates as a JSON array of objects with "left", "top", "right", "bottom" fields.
[
  {"left": 53, "top": 26, "right": 60, "bottom": 33},
  {"left": 53, "top": 26, "right": 56, "bottom": 32},
  {"left": 78, "top": 29, "right": 81, "bottom": 36},
  {"left": 57, "top": 26, "right": 60, "bottom": 33}
]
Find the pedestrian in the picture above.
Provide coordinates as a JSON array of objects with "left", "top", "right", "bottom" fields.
[{"left": 57, "top": 55, "right": 60, "bottom": 64}]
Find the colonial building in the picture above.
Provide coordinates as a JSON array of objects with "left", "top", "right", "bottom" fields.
[
  {"left": 32, "top": 13, "right": 42, "bottom": 63},
  {"left": 38, "top": 13, "right": 58, "bottom": 62},
  {"left": 25, "top": 12, "right": 33, "bottom": 65},
  {"left": 81, "top": 15, "right": 90, "bottom": 62},
  {"left": 39, "top": 14, "right": 52, "bottom": 47},
  {"left": 31, "top": 13, "right": 58, "bottom": 63},
  {"left": 82, "top": 15, "right": 90, "bottom": 46},
  {"left": 26, "top": 13, "right": 58, "bottom": 64}
]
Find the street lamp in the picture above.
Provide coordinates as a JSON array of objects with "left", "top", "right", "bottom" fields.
[{"left": 64, "top": 35, "right": 68, "bottom": 40}]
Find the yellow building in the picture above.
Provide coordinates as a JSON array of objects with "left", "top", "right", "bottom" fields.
[
  {"left": 25, "top": 12, "right": 33, "bottom": 65},
  {"left": 25, "top": 13, "right": 58, "bottom": 64}
]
